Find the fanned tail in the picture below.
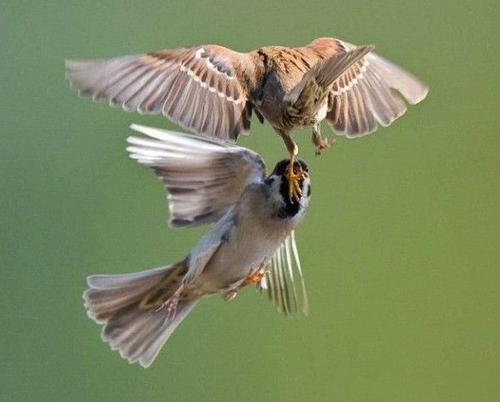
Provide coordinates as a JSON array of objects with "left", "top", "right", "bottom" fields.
[
  {"left": 83, "top": 261, "right": 198, "bottom": 367},
  {"left": 285, "top": 45, "right": 374, "bottom": 107},
  {"left": 313, "top": 45, "right": 374, "bottom": 89},
  {"left": 326, "top": 41, "right": 429, "bottom": 137}
]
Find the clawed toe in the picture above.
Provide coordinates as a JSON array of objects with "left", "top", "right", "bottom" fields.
[
  {"left": 315, "top": 138, "right": 336, "bottom": 156},
  {"left": 244, "top": 270, "right": 266, "bottom": 285},
  {"left": 286, "top": 160, "right": 307, "bottom": 202},
  {"left": 156, "top": 284, "right": 185, "bottom": 321}
]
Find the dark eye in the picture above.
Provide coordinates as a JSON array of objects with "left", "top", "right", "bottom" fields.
[{"left": 264, "top": 177, "right": 275, "bottom": 185}]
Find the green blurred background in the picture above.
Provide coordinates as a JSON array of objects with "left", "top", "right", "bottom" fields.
[{"left": 1, "top": 1, "right": 499, "bottom": 401}]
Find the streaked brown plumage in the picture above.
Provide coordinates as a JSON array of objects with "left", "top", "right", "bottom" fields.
[{"left": 66, "top": 37, "right": 428, "bottom": 198}]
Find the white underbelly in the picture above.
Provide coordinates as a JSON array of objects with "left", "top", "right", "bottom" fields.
[{"left": 195, "top": 219, "right": 289, "bottom": 294}]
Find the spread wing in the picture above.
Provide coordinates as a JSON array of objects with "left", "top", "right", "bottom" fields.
[
  {"left": 66, "top": 45, "right": 257, "bottom": 140},
  {"left": 258, "top": 231, "right": 309, "bottom": 316},
  {"left": 127, "top": 124, "right": 266, "bottom": 228},
  {"left": 309, "top": 38, "right": 428, "bottom": 137}
]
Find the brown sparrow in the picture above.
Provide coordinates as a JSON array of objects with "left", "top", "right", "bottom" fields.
[{"left": 66, "top": 37, "right": 428, "bottom": 199}]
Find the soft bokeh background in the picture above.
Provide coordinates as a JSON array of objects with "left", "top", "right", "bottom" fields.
[{"left": 2, "top": 1, "right": 499, "bottom": 401}]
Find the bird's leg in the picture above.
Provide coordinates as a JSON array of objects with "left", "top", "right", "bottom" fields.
[
  {"left": 223, "top": 272, "right": 263, "bottom": 301},
  {"left": 279, "top": 131, "right": 305, "bottom": 202},
  {"left": 244, "top": 269, "right": 266, "bottom": 286},
  {"left": 243, "top": 258, "right": 268, "bottom": 286},
  {"left": 156, "top": 283, "right": 185, "bottom": 321},
  {"left": 223, "top": 260, "right": 268, "bottom": 301},
  {"left": 312, "top": 125, "right": 335, "bottom": 156}
]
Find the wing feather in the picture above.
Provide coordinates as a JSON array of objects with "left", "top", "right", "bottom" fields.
[
  {"left": 66, "top": 45, "right": 256, "bottom": 140},
  {"left": 258, "top": 231, "right": 309, "bottom": 316},
  {"left": 127, "top": 124, "right": 266, "bottom": 228}
]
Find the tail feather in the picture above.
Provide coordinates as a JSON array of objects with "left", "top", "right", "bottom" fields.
[
  {"left": 366, "top": 52, "right": 429, "bottom": 105},
  {"left": 86, "top": 265, "right": 168, "bottom": 290},
  {"left": 314, "top": 45, "right": 374, "bottom": 88},
  {"left": 325, "top": 42, "right": 429, "bottom": 137},
  {"left": 285, "top": 45, "right": 374, "bottom": 106},
  {"left": 83, "top": 261, "right": 197, "bottom": 367}
]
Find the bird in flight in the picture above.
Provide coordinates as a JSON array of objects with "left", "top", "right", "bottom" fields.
[
  {"left": 84, "top": 124, "right": 311, "bottom": 367},
  {"left": 66, "top": 37, "right": 428, "bottom": 200}
]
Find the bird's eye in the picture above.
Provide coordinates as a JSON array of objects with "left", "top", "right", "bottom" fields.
[{"left": 264, "top": 177, "right": 275, "bottom": 185}]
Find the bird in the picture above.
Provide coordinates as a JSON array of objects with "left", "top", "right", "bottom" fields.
[
  {"left": 83, "top": 124, "right": 311, "bottom": 367},
  {"left": 66, "top": 37, "right": 429, "bottom": 200}
]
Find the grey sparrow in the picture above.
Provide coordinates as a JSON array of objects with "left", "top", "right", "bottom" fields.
[{"left": 83, "top": 124, "right": 311, "bottom": 367}]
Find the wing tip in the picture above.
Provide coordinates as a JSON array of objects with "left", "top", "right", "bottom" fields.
[
  {"left": 410, "top": 84, "right": 430, "bottom": 105},
  {"left": 64, "top": 58, "right": 79, "bottom": 68},
  {"left": 358, "top": 44, "right": 375, "bottom": 55},
  {"left": 129, "top": 123, "right": 148, "bottom": 132},
  {"left": 129, "top": 124, "right": 178, "bottom": 141}
]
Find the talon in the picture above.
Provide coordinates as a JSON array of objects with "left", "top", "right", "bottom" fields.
[
  {"left": 312, "top": 127, "right": 336, "bottom": 155},
  {"left": 286, "top": 157, "right": 306, "bottom": 203},
  {"left": 315, "top": 138, "right": 336, "bottom": 155},
  {"left": 277, "top": 131, "right": 306, "bottom": 202},
  {"left": 156, "top": 284, "right": 184, "bottom": 321},
  {"left": 244, "top": 270, "right": 266, "bottom": 285}
]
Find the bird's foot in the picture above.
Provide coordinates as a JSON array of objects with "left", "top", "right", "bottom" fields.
[
  {"left": 286, "top": 158, "right": 307, "bottom": 202},
  {"left": 314, "top": 137, "right": 336, "bottom": 156},
  {"left": 224, "top": 262, "right": 268, "bottom": 300},
  {"left": 223, "top": 271, "right": 264, "bottom": 301},
  {"left": 244, "top": 269, "right": 266, "bottom": 286},
  {"left": 312, "top": 127, "right": 336, "bottom": 155},
  {"left": 156, "top": 284, "right": 184, "bottom": 321}
]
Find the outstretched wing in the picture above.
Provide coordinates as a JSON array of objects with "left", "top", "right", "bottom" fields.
[
  {"left": 66, "top": 45, "right": 257, "bottom": 140},
  {"left": 308, "top": 38, "right": 428, "bottom": 137},
  {"left": 258, "top": 231, "right": 309, "bottom": 316},
  {"left": 127, "top": 124, "right": 266, "bottom": 228}
]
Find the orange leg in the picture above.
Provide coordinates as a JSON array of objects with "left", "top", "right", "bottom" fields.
[
  {"left": 223, "top": 269, "right": 266, "bottom": 301},
  {"left": 224, "top": 262, "right": 268, "bottom": 301},
  {"left": 278, "top": 131, "right": 306, "bottom": 202},
  {"left": 244, "top": 270, "right": 266, "bottom": 285}
]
